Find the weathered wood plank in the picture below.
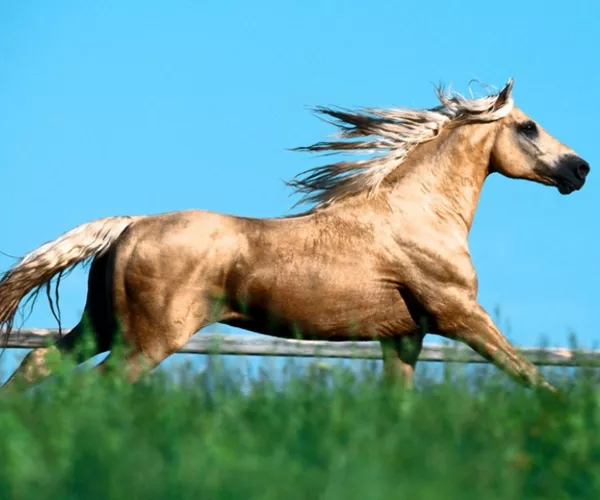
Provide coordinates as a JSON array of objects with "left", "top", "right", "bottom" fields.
[{"left": 3, "top": 329, "right": 599, "bottom": 367}]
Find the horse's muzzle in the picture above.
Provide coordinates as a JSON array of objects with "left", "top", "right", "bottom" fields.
[{"left": 556, "top": 154, "right": 590, "bottom": 194}]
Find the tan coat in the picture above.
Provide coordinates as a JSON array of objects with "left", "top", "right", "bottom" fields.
[{"left": 1, "top": 79, "right": 590, "bottom": 392}]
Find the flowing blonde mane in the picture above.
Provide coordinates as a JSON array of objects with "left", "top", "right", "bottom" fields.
[{"left": 288, "top": 78, "right": 515, "bottom": 209}]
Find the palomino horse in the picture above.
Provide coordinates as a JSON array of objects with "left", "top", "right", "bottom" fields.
[{"left": 0, "top": 79, "right": 590, "bottom": 392}]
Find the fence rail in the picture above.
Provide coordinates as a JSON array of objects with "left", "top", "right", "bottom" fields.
[{"left": 4, "top": 329, "right": 600, "bottom": 367}]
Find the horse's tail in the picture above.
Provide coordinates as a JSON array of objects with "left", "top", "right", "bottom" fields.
[{"left": 0, "top": 215, "right": 144, "bottom": 344}]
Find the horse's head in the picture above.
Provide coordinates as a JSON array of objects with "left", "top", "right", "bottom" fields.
[{"left": 489, "top": 87, "right": 590, "bottom": 195}]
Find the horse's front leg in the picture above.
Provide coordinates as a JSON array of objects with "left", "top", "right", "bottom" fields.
[
  {"left": 432, "top": 299, "right": 555, "bottom": 392},
  {"left": 379, "top": 333, "right": 424, "bottom": 390}
]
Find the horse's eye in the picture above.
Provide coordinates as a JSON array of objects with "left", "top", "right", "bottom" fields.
[{"left": 518, "top": 120, "right": 538, "bottom": 138}]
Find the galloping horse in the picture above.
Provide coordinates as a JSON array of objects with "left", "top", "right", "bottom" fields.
[{"left": 0, "top": 79, "right": 590, "bottom": 392}]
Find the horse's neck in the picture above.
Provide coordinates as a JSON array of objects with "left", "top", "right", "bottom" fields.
[{"left": 387, "top": 125, "right": 494, "bottom": 234}]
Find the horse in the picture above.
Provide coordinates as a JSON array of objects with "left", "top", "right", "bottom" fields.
[{"left": 0, "top": 78, "right": 590, "bottom": 392}]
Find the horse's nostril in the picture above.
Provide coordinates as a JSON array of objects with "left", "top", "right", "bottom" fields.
[{"left": 576, "top": 162, "right": 590, "bottom": 180}]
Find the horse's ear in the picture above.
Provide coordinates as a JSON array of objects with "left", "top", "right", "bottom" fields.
[{"left": 495, "top": 78, "right": 514, "bottom": 108}]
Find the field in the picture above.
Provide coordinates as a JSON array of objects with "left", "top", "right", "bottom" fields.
[{"left": 1, "top": 346, "right": 600, "bottom": 500}]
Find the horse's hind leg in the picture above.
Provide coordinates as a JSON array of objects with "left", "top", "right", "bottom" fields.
[
  {"left": 3, "top": 323, "right": 100, "bottom": 390},
  {"left": 105, "top": 284, "right": 220, "bottom": 384},
  {"left": 94, "top": 311, "right": 212, "bottom": 385},
  {"left": 103, "top": 216, "right": 233, "bottom": 384},
  {"left": 380, "top": 333, "right": 424, "bottom": 390},
  {"left": 2, "top": 253, "right": 116, "bottom": 391}
]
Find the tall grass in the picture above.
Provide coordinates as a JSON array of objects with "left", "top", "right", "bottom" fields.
[{"left": 1, "top": 345, "right": 600, "bottom": 500}]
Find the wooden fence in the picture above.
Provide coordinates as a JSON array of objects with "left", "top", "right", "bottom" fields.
[{"left": 3, "top": 329, "right": 600, "bottom": 367}]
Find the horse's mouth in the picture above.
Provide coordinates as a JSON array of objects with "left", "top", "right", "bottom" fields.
[
  {"left": 557, "top": 178, "right": 583, "bottom": 195},
  {"left": 557, "top": 183, "right": 576, "bottom": 195}
]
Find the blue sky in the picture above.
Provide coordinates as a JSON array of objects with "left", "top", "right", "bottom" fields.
[{"left": 1, "top": 0, "right": 599, "bottom": 380}]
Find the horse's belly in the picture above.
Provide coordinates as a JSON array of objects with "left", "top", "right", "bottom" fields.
[{"left": 224, "top": 274, "right": 415, "bottom": 340}]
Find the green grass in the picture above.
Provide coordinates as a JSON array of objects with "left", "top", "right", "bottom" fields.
[{"left": 1, "top": 351, "right": 600, "bottom": 500}]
